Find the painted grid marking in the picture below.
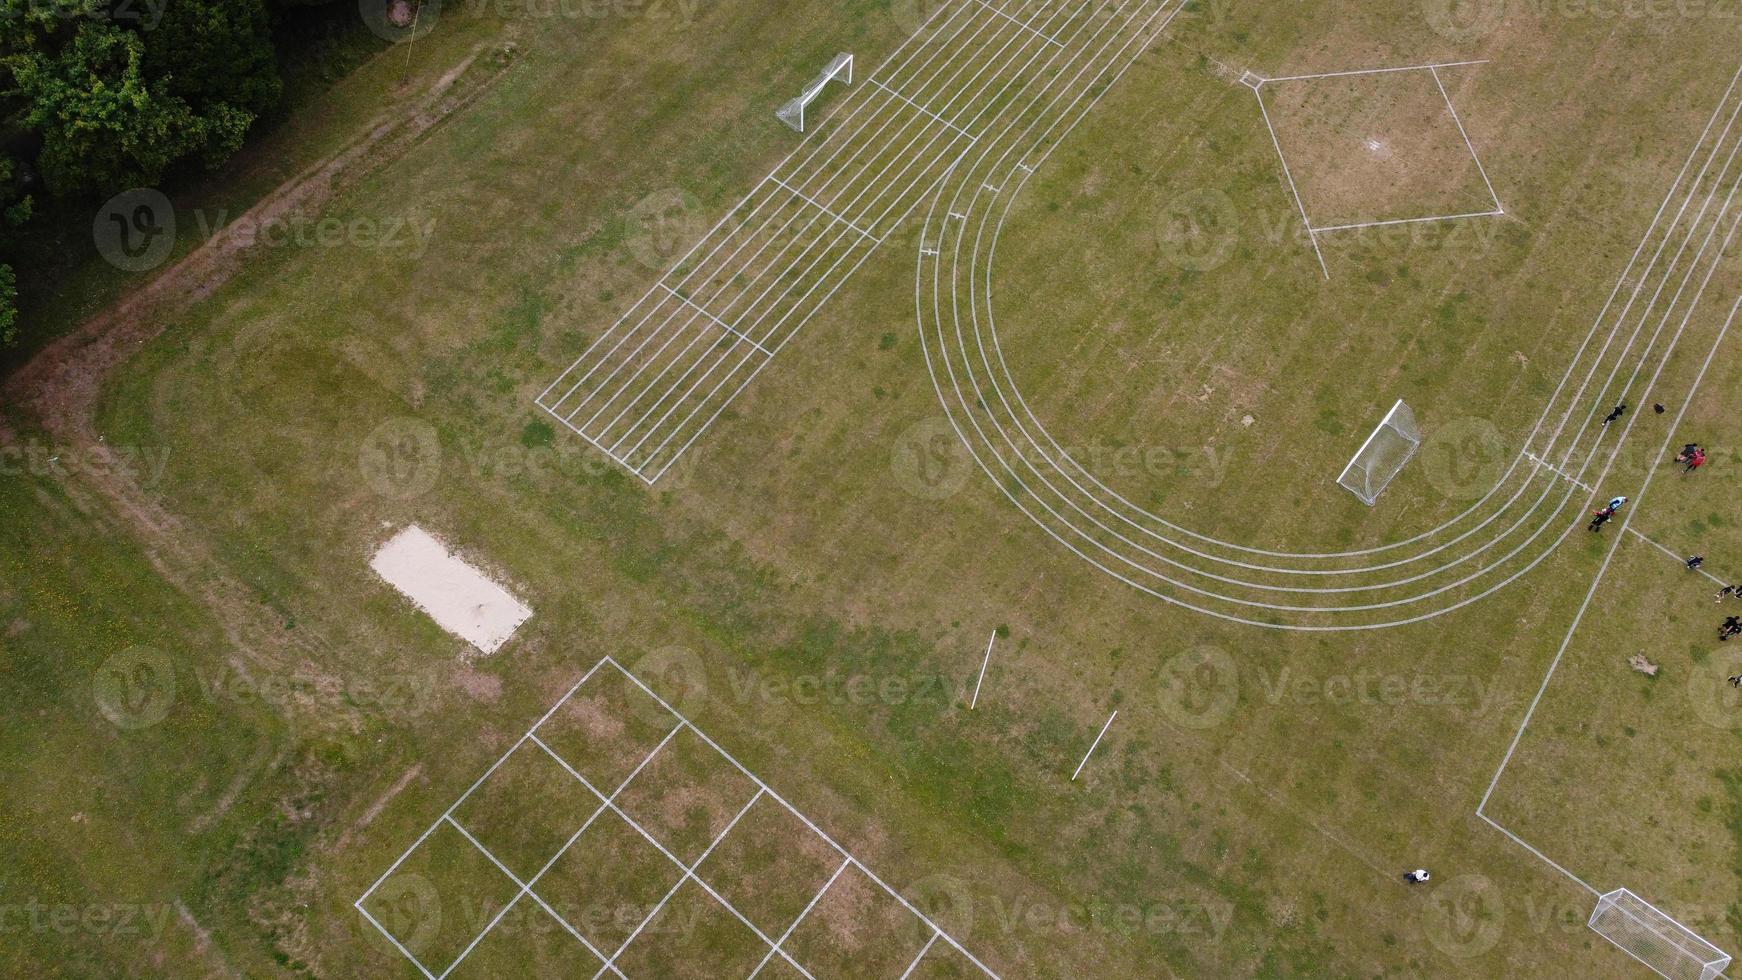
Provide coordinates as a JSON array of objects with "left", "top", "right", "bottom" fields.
[
  {"left": 870, "top": 78, "right": 981, "bottom": 140},
  {"left": 973, "top": 0, "right": 1066, "bottom": 46},
  {"left": 658, "top": 284, "right": 775, "bottom": 356},
  {"left": 1251, "top": 60, "right": 1504, "bottom": 279},
  {"left": 769, "top": 175, "right": 881, "bottom": 242},
  {"left": 356, "top": 655, "right": 1000, "bottom": 979},
  {"left": 970, "top": 630, "right": 996, "bottom": 709}
]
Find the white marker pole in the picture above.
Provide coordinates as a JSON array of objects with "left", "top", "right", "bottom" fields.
[
  {"left": 970, "top": 632, "right": 996, "bottom": 709},
  {"left": 1072, "top": 711, "right": 1118, "bottom": 781}
]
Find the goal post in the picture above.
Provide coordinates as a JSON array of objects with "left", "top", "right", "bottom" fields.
[
  {"left": 1337, "top": 399, "right": 1421, "bottom": 505},
  {"left": 777, "top": 53, "right": 854, "bottom": 133},
  {"left": 1589, "top": 888, "right": 1731, "bottom": 980}
]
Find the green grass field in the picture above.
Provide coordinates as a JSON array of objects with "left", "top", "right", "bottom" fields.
[{"left": 7, "top": 0, "right": 1742, "bottom": 976}]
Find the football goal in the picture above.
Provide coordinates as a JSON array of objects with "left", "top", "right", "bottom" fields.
[
  {"left": 777, "top": 53, "right": 853, "bottom": 133},
  {"left": 1337, "top": 400, "right": 1421, "bottom": 505},
  {"left": 1589, "top": 888, "right": 1731, "bottom": 980}
]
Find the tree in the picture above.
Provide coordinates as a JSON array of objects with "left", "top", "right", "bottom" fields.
[
  {"left": 0, "top": 265, "right": 16, "bottom": 348},
  {"left": 7, "top": 23, "right": 253, "bottom": 196}
]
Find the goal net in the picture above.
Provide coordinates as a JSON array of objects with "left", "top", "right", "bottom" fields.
[
  {"left": 1337, "top": 399, "right": 1421, "bottom": 505},
  {"left": 1589, "top": 888, "right": 1731, "bottom": 980},
  {"left": 777, "top": 53, "right": 853, "bottom": 133}
]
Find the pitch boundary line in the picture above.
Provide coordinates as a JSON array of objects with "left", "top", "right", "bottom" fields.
[
  {"left": 1258, "top": 59, "right": 1491, "bottom": 85},
  {"left": 1474, "top": 294, "right": 1740, "bottom": 888},
  {"left": 871, "top": 78, "right": 982, "bottom": 140},
  {"left": 974, "top": 0, "right": 1066, "bottom": 47}
]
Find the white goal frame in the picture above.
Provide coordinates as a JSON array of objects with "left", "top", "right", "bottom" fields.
[
  {"left": 1590, "top": 888, "right": 1731, "bottom": 980},
  {"left": 777, "top": 53, "right": 854, "bottom": 133},
  {"left": 1336, "top": 399, "right": 1421, "bottom": 505}
]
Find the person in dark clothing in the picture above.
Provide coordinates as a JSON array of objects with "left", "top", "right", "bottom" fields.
[
  {"left": 1655, "top": 403, "right": 1667, "bottom": 414},
  {"left": 1604, "top": 404, "right": 1627, "bottom": 425},
  {"left": 1688, "top": 555, "right": 1706, "bottom": 571},
  {"left": 1589, "top": 507, "right": 1615, "bottom": 532}
]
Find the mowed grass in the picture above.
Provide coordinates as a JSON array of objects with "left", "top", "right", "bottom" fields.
[{"left": 6, "top": 0, "right": 1742, "bottom": 978}]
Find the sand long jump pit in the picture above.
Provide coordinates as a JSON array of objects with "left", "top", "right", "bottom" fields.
[{"left": 371, "top": 526, "right": 531, "bottom": 654}]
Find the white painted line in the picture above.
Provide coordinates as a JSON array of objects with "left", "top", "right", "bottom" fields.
[
  {"left": 971, "top": 631, "right": 996, "bottom": 709},
  {"left": 747, "top": 856, "right": 852, "bottom": 978},
  {"left": 1071, "top": 710, "right": 1117, "bottom": 781},
  {"left": 1476, "top": 294, "right": 1740, "bottom": 890},
  {"left": 973, "top": 0, "right": 1065, "bottom": 47},
  {"left": 1627, "top": 526, "right": 1729, "bottom": 586},
  {"left": 1262, "top": 59, "right": 1490, "bottom": 84},
  {"left": 900, "top": 930, "right": 943, "bottom": 980},
  {"left": 870, "top": 78, "right": 979, "bottom": 141},
  {"left": 1523, "top": 450, "right": 1595, "bottom": 494},
  {"left": 657, "top": 285, "right": 774, "bottom": 356},
  {"left": 1253, "top": 87, "right": 1328, "bottom": 278},
  {"left": 600, "top": 656, "right": 1004, "bottom": 977},
  {"left": 1431, "top": 65, "right": 1504, "bottom": 213},
  {"left": 769, "top": 175, "right": 879, "bottom": 242},
  {"left": 1310, "top": 210, "right": 1504, "bottom": 234}
]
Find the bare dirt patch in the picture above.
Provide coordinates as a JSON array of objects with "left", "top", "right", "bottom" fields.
[{"left": 1262, "top": 67, "right": 1499, "bottom": 227}]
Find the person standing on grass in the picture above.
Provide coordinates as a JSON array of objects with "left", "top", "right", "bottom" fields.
[
  {"left": 1717, "top": 585, "right": 1738, "bottom": 602},
  {"left": 1608, "top": 495, "right": 1629, "bottom": 514},
  {"left": 1604, "top": 403, "right": 1627, "bottom": 425},
  {"left": 1677, "top": 444, "right": 1701, "bottom": 467},
  {"left": 1688, "top": 555, "right": 1706, "bottom": 572},
  {"left": 1403, "top": 869, "right": 1430, "bottom": 884},
  {"left": 1723, "top": 617, "right": 1742, "bottom": 642},
  {"left": 1686, "top": 448, "right": 1707, "bottom": 473},
  {"left": 1729, "top": 674, "right": 1742, "bottom": 688},
  {"left": 1589, "top": 507, "right": 1615, "bottom": 532}
]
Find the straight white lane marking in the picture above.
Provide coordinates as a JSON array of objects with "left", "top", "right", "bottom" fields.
[
  {"left": 657, "top": 285, "right": 774, "bottom": 356},
  {"left": 974, "top": 0, "right": 1065, "bottom": 47},
  {"left": 769, "top": 175, "right": 879, "bottom": 241},
  {"left": 871, "top": 78, "right": 980, "bottom": 141},
  {"left": 1072, "top": 710, "right": 1118, "bottom": 781},
  {"left": 971, "top": 631, "right": 996, "bottom": 709},
  {"left": 1431, "top": 64, "right": 1504, "bottom": 212},
  {"left": 1253, "top": 86, "right": 1327, "bottom": 277},
  {"left": 1262, "top": 59, "right": 1490, "bottom": 84},
  {"left": 1311, "top": 209, "right": 1503, "bottom": 234}
]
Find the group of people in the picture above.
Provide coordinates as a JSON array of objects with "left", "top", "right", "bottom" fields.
[{"left": 1677, "top": 443, "right": 1708, "bottom": 473}]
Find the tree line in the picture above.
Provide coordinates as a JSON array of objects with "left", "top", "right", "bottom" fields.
[{"left": 1, "top": 0, "right": 376, "bottom": 348}]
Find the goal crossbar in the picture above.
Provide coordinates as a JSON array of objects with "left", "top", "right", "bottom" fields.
[
  {"left": 1589, "top": 888, "right": 1732, "bottom": 980},
  {"left": 778, "top": 53, "right": 854, "bottom": 133},
  {"left": 1336, "top": 399, "right": 1421, "bottom": 506}
]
